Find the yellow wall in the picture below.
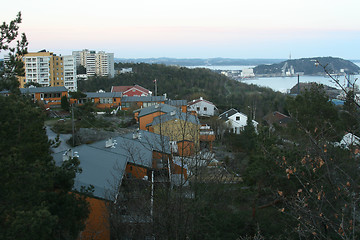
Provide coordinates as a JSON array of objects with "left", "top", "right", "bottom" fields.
[
  {"left": 51, "top": 56, "right": 64, "bottom": 87},
  {"left": 152, "top": 118, "right": 200, "bottom": 149}
]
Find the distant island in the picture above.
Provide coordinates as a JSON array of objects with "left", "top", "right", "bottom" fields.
[
  {"left": 253, "top": 57, "right": 360, "bottom": 77},
  {"left": 115, "top": 57, "right": 285, "bottom": 66}
]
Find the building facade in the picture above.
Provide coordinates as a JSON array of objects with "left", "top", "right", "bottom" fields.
[
  {"left": 20, "top": 51, "right": 77, "bottom": 91},
  {"left": 72, "top": 49, "right": 114, "bottom": 78}
]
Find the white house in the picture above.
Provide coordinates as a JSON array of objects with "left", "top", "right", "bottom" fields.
[
  {"left": 187, "top": 97, "right": 217, "bottom": 117},
  {"left": 219, "top": 108, "right": 258, "bottom": 134}
]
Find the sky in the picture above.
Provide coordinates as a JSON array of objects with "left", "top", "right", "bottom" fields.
[{"left": 1, "top": 0, "right": 360, "bottom": 59}]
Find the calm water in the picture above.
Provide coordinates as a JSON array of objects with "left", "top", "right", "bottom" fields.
[
  {"left": 187, "top": 64, "right": 360, "bottom": 93},
  {"left": 243, "top": 75, "right": 356, "bottom": 93},
  {"left": 186, "top": 65, "right": 255, "bottom": 71}
]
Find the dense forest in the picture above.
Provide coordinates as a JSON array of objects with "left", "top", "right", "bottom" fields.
[
  {"left": 79, "top": 63, "right": 286, "bottom": 119},
  {"left": 254, "top": 57, "right": 360, "bottom": 76}
]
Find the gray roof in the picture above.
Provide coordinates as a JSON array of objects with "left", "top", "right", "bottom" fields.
[
  {"left": 150, "top": 111, "right": 200, "bottom": 127},
  {"left": 122, "top": 130, "right": 171, "bottom": 154},
  {"left": 137, "top": 103, "right": 178, "bottom": 118},
  {"left": 52, "top": 145, "right": 127, "bottom": 200},
  {"left": 84, "top": 92, "right": 123, "bottom": 98},
  {"left": 89, "top": 136, "right": 154, "bottom": 168},
  {"left": 165, "top": 99, "right": 187, "bottom": 107},
  {"left": 219, "top": 108, "right": 239, "bottom": 121},
  {"left": 20, "top": 86, "right": 68, "bottom": 94},
  {"left": 122, "top": 95, "right": 166, "bottom": 102}
]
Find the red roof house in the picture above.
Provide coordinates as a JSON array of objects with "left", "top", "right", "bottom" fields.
[{"left": 111, "top": 85, "right": 152, "bottom": 97}]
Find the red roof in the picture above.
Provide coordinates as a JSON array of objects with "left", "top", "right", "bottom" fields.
[{"left": 111, "top": 85, "right": 150, "bottom": 94}]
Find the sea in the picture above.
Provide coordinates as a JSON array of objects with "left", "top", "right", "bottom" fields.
[{"left": 186, "top": 63, "right": 360, "bottom": 93}]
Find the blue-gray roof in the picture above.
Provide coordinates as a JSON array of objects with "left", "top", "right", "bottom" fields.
[
  {"left": 165, "top": 99, "right": 187, "bottom": 107},
  {"left": 122, "top": 95, "right": 166, "bottom": 102},
  {"left": 20, "top": 86, "right": 68, "bottom": 94},
  {"left": 150, "top": 111, "right": 200, "bottom": 126},
  {"left": 122, "top": 130, "right": 171, "bottom": 154},
  {"left": 84, "top": 92, "right": 123, "bottom": 98},
  {"left": 137, "top": 103, "right": 178, "bottom": 118},
  {"left": 52, "top": 145, "right": 127, "bottom": 200},
  {"left": 51, "top": 135, "right": 157, "bottom": 200},
  {"left": 89, "top": 136, "right": 153, "bottom": 168}
]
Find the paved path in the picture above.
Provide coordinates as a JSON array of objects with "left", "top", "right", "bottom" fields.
[{"left": 46, "top": 126, "right": 72, "bottom": 153}]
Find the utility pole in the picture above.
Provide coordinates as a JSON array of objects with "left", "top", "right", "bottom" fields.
[
  {"left": 72, "top": 104, "right": 75, "bottom": 146},
  {"left": 154, "top": 79, "right": 157, "bottom": 96}
]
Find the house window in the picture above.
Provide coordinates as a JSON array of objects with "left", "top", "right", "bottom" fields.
[
  {"left": 113, "top": 98, "right": 116, "bottom": 102},
  {"left": 196, "top": 107, "right": 200, "bottom": 111},
  {"left": 204, "top": 107, "right": 207, "bottom": 111},
  {"left": 236, "top": 116, "right": 240, "bottom": 121}
]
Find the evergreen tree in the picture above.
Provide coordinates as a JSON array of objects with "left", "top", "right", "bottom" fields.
[{"left": 0, "top": 13, "right": 89, "bottom": 240}]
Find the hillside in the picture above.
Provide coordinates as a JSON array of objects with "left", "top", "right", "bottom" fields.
[
  {"left": 253, "top": 57, "right": 360, "bottom": 76},
  {"left": 78, "top": 63, "right": 286, "bottom": 119},
  {"left": 115, "top": 57, "right": 285, "bottom": 66}
]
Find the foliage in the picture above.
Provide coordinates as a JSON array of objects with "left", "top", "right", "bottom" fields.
[
  {"left": 76, "top": 65, "right": 86, "bottom": 74},
  {"left": 69, "top": 90, "right": 87, "bottom": 100},
  {"left": 0, "top": 95, "right": 89, "bottom": 239},
  {"left": 61, "top": 95, "right": 70, "bottom": 111},
  {"left": 78, "top": 62, "right": 286, "bottom": 119},
  {"left": 0, "top": 12, "right": 28, "bottom": 93},
  {"left": 254, "top": 57, "right": 360, "bottom": 76}
]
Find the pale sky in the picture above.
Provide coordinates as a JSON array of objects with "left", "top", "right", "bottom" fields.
[{"left": 1, "top": 0, "right": 360, "bottom": 59}]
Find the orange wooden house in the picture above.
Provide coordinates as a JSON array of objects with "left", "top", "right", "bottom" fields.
[
  {"left": 121, "top": 95, "right": 166, "bottom": 111},
  {"left": 20, "top": 86, "right": 68, "bottom": 108},
  {"left": 135, "top": 103, "right": 179, "bottom": 130},
  {"left": 52, "top": 130, "right": 185, "bottom": 240},
  {"left": 81, "top": 92, "right": 123, "bottom": 109}
]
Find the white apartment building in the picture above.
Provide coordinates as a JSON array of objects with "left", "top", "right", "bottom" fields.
[
  {"left": 95, "top": 51, "right": 115, "bottom": 77},
  {"left": 20, "top": 51, "right": 77, "bottom": 91},
  {"left": 63, "top": 55, "right": 77, "bottom": 91},
  {"left": 23, "top": 53, "right": 52, "bottom": 87},
  {"left": 72, "top": 49, "right": 114, "bottom": 78},
  {"left": 85, "top": 50, "right": 96, "bottom": 76}
]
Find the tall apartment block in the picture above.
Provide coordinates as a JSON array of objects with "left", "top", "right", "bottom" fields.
[
  {"left": 72, "top": 49, "right": 115, "bottom": 78},
  {"left": 20, "top": 51, "right": 77, "bottom": 91}
]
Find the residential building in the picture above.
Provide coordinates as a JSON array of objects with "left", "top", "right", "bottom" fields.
[
  {"left": 165, "top": 99, "right": 188, "bottom": 113},
  {"left": 62, "top": 55, "right": 77, "bottom": 91},
  {"left": 96, "top": 51, "right": 115, "bottom": 77},
  {"left": 20, "top": 51, "right": 77, "bottom": 91},
  {"left": 20, "top": 86, "right": 68, "bottom": 108},
  {"left": 263, "top": 111, "right": 291, "bottom": 128},
  {"left": 51, "top": 130, "right": 187, "bottom": 240},
  {"left": 72, "top": 49, "right": 114, "bottom": 78},
  {"left": 187, "top": 97, "right": 217, "bottom": 117},
  {"left": 111, "top": 84, "right": 152, "bottom": 97},
  {"left": 135, "top": 103, "right": 178, "bottom": 130},
  {"left": 22, "top": 51, "right": 53, "bottom": 87},
  {"left": 219, "top": 108, "right": 258, "bottom": 134},
  {"left": 121, "top": 95, "right": 166, "bottom": 111},
  {"left": 148, "top": 110, "right": 201, "bottom": 156},
  {"left": 79, "top": 92, "right": 123, "bottom": 109}
]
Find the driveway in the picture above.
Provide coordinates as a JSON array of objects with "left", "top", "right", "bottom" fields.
[{"left": 46, "top": 126, "right": 72, "bottom": 153}]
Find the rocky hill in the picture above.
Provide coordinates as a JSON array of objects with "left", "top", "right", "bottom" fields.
[{"left": 253, "top": 57, "right": 360, "bottom": 77}]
